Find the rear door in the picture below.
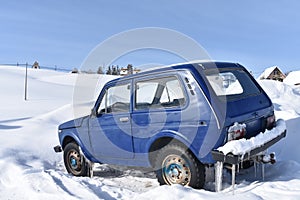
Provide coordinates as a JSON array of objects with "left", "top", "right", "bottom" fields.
[{"left": 131, "top": 75, "right": 188, "bottom": 153}]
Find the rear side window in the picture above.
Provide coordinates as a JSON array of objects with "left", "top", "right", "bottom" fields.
[
  {"left": 205, "top": 69, "right": 260, "bottom": 100},
  {"left": 135, "top": 76, "right": 186, "bottom": 110}
]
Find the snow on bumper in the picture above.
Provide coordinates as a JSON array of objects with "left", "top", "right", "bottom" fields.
[{"left": 212, "top": 119, "right": 287, "bottom": 164}]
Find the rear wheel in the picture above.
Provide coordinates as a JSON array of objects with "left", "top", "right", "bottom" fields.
[
  {"left": 63, "top": 142, "right": 88, "bottom": 176},
  {"left": 154, "top": 143, "right": 205, "bottom": 189}
]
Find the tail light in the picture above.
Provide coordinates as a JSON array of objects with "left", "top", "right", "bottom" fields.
[
  {"left": 227, "top": 122, "right": 246, "bottom": 142},
  {"left": 266, "top": 114, "right": 276, "bottom": 130}
]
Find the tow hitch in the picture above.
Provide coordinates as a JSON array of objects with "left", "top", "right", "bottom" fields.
[{"left": 258, "top": 152, "right": 276, "bottom": 164}]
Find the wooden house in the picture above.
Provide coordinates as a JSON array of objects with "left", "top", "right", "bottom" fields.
[{"left": 258, "top": 66, "right": 286, "bottom": 82}]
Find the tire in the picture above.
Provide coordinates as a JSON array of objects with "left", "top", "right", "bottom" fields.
[
  {"left": 154, "top": 143, "right": 205, "bottom": 189},
  {"left": 63, "top": 142, "right": 88, "bottom": 176}
]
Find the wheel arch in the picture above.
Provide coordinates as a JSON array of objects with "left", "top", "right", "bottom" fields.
[
  {"left": 148, "top": 135, "right": 200, "bottom": 167},
  {"left": 60, "top": 133, "right": 96, "bottom": 162},
  {"left": 61, "top": 133, "right": 82, "bottom": 150},
  {"left": 62, "top": 135, "right": 78, "bottom": 149}
]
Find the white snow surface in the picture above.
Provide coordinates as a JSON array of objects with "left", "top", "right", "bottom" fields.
[
  {"left": 284, "top": 70, "right": 300, "bottom": 85},
  {"left": 1, "top": 66, "right": 300, "bottom": 199},
  {"left": 258, "top": 80, "right": 300, "bottom": 120}
]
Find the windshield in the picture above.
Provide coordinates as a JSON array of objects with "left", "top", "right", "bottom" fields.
[{"left": 205, "top": 68, "right": 261, "bottom": 101}]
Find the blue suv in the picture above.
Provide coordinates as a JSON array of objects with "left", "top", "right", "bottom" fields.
[{"left": 54, "top": 61, "right": 286, "bottom": 189}]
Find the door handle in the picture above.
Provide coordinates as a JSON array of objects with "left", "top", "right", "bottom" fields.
[{"left": 119, "top": 117, "right": 129, "bottom": 123}]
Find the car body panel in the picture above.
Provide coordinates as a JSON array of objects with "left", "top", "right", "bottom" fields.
[{"left": 57, "top": 61, "right": 276, "bottom": 167}]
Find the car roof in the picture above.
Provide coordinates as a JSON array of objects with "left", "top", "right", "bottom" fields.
[{"left": 106, "top": 60, "right": 243, "bottom": 84}]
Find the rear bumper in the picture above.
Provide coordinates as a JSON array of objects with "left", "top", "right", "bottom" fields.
[{"left": 211, "top": 119, "right": 287, "bottom": 165}]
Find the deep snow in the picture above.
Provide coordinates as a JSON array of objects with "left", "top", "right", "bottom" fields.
[{"left": 0, "top": 65, "right": 300, "bottom": 199}]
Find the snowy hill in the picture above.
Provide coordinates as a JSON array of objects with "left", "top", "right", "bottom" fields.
[
  {"left": 284, "top": 71, "right": 300, "bottom": 86},
  {"left": 1, "top": 65, "right": 300, "bottom": 199},
  {"left": 259, "top": 79, "right": 300, "bottom": 120}
]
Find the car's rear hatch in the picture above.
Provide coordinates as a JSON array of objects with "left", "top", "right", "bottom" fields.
[
  {"left": 226, "top": 93, "right": 274, "bottom": 139},
  {"left": 203, "top": 63, "right": 275, "bottom": 140}
]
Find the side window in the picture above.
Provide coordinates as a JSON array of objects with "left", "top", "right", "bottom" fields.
[
  {"left": 160, "top": 79, "right": 185, "bottom": 104},
  {"left": 98, "top": 83, "right": 130, "bottom": 114},
  {"left": 136, "top": 82, "right": 158, "bottom": 105},
  {"left": 135, "top": 76, "right": 186, "bottom": 110}
]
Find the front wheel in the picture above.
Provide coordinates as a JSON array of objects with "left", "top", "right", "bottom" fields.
[
  {"left": 154, "top": 143, "right": 205, "bottom": 189},
  {"left": 63, "top": 142, "right": 88, "bottom": 176}
]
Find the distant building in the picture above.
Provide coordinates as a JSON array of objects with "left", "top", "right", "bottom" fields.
[
  {"left": 71, "top": 68, "right": 79, "bottom": 73},
  {"left": 284, "top": 71, "right": 300, "bottom": 86},
  {"left": 32, "top": 61, "right": 40, "bottom": 69},
  {"left": 120, "top": 64, "right": 141, "bottom": 76},
  {"left": 258, "top": 66, "right": 286, "bottom": 82}
]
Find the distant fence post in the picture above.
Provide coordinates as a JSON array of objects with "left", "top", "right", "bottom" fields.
[{"left": 24, "top": 62, "right": 28, "bottom": 101}]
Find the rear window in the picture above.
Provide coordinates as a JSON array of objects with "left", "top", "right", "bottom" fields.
[{"left": 205, "top": 69, "right": 260, "bottom": 101}]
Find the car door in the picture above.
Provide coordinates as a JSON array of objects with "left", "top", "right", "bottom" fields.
[
  {"left": 131, "top": 75, "right": 189, "bottom": 152},
  {"left": 88, "top": 80, "right": 134, "bottom": 159}
]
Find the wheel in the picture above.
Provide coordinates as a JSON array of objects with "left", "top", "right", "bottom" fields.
[
  {"left": 154, "top": 143, "right": 205, "bottom": 189},
  {"left": 63, "top": 142, "right": 88, "bottom": 176}
]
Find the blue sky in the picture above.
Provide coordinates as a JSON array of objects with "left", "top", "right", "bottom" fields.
[{"left": 1, "top": 0, "right": 300, "bottom": 76}]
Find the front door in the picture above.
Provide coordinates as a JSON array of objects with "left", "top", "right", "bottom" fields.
[{"left": 89, "top": 81, "right": 134, "bottom": 159}]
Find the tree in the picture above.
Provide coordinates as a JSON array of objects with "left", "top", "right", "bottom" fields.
[
  {"left": 106, "top": 66, "right": 112, "bottom": 75},
  {"left": 112, "top": 65, "right": 118, "bottom": 75},
  {"left": 117, "top": 65, "right": 121, "bottom": 75},
  {"left": 97, "top": 66, "right": 104, "bottom": 74},
  {"left": 127, "top": 64, "right": 133, "bottom": 75}
]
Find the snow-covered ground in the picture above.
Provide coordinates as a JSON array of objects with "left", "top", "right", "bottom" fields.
[{"left": 1, "top": 65, "right": 300, "bottom": 199}]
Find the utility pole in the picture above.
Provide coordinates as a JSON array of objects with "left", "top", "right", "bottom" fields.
[{"left": 24, "top": 62, "right": 28, "bottom": 101}]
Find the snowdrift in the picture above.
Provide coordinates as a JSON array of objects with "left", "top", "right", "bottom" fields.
[
  {"left": 0, "top": 65, "right": 300, "bottom": 199},
  {"left": 258, "top": 80, "right": 300, "bottom": 120}
]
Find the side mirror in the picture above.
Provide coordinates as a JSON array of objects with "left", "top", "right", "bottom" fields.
[{"left": 91, "top": 108, "right": 97, "bottom": 117}]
